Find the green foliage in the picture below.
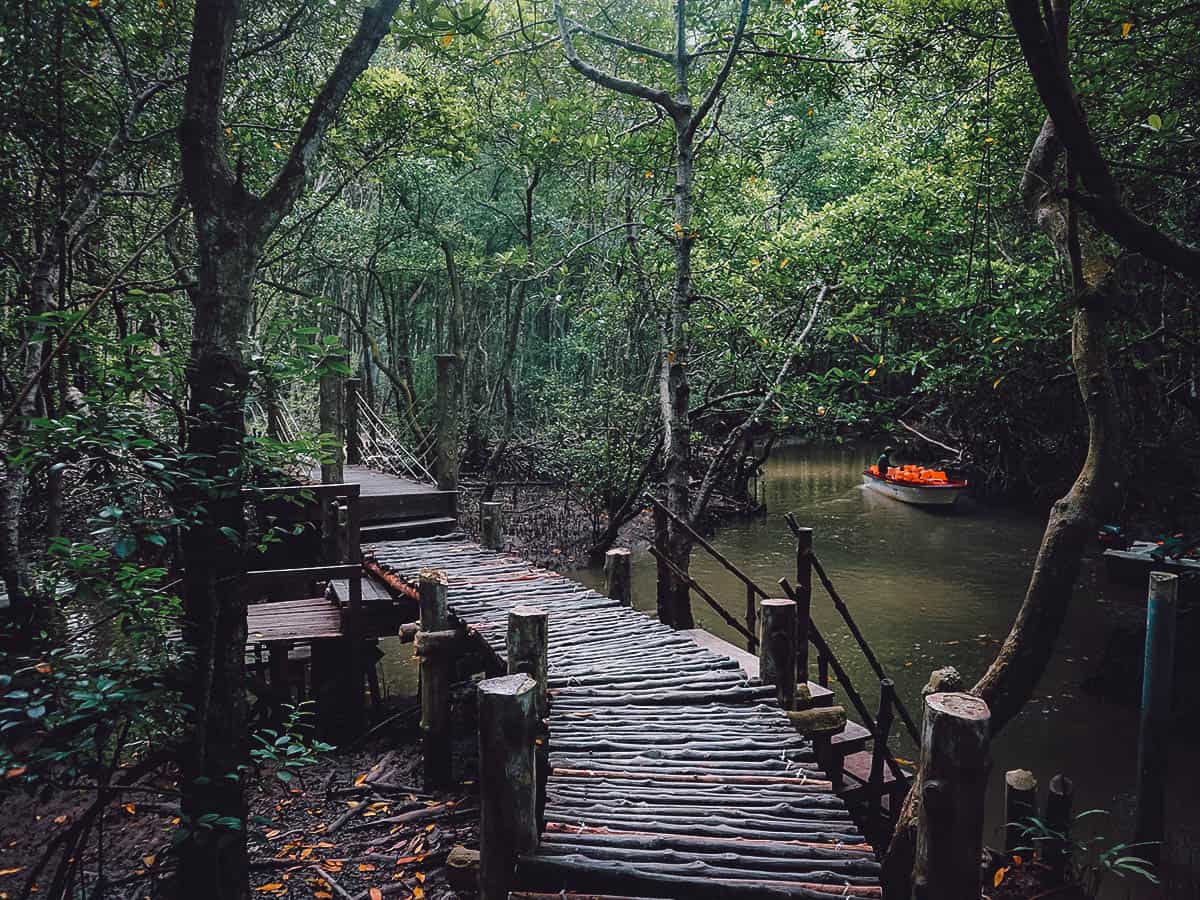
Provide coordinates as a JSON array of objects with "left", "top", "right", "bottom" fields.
[
  {"left": 250, "top": 703, "right": 335, "bottom": 784},
  {"left": 1011, "top": 812, "right": 1161, "bottom": 895}
]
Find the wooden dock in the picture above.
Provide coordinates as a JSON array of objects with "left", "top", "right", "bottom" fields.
[{"left": 367, "top": 534, "right": 883, "bottom": 898}]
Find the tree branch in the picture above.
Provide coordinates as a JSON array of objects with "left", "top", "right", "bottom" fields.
[
  {"left": 1006, "top": 0, "right": 1200, "bottom": 278},
  {"left": 554, "top": 0, "right": 680, "bottom": 112}
]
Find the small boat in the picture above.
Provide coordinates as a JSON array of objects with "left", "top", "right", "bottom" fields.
[{"left": 861, "top": 465, "right": 968, "bottom": 507}]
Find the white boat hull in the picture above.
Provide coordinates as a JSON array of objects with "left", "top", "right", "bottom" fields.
[{"left": 862, "top": 473, "right": 966, "bottom": 506}]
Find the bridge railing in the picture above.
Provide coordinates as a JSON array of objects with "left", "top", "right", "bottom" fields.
[{"left": 643, "top": 491, "right": 915, "bottom": 828}]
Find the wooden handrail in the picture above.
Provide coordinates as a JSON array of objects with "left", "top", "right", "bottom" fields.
[
  {"left": 643, "top": 493, "right": 768, "bottom": 598},
  {"left": 784, "top": 513, "right": 920, "bottom": 745},
  {"left": 649, "top": 546, "right": 758, "bottom": 649}
]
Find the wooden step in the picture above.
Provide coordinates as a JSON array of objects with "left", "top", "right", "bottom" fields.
[
  {"left": 836, "top": 750, "right": 913, "bottom": 803},
  {"left": 361, "top": 516, "right": 457, "bottom": 540},
  {"left": 829, "top": 719, "right": 871, "bottom": 756},
  {"left": 359, "top": 490, "right": 457, "bottom": 524}
]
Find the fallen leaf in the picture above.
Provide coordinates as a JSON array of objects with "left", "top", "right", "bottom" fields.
[
  {"left": 354, "top": 773, "right": 368, "bottom": 787},
  {"left": 0, "top": 868, "right": 24, "bottom": 877},
  {"left": 4, "top": 767, "right": 27, "bottom": 779},
  {"left": 142, "top": 854, "right": 156, "bottom": 867},
  {"left": 122, "top": 803, "right": 137, "bottom": 815},
  {"left": 358, "top": 864, "right": 376, "bottom": 872},
  {"left": 34, "top": 663, "right": 51, "bottom": 674},
  {"left": 993, "top": 866, "right": 1009, "bottom": 887},
  {"left": 413, "top": 886, "right": 425, "bottom": 899},
  {"left": 414, "top": 872, "right": 426, "bottom": 883},
  {"left": 369, "top": 889, "right": 383, "bottom": 900},
  {"left": 265, "top": 829, "right": 281, "bottom": 839},
  {"left": 254, "top": 884, "right": 285, "bottom": 893},
  {"left": 53, "top": 815, "right": 67, "bottom": 825},
  {"left": 314, "top": 893, "right": 332, "bottom": 899},
  {"left": 1121, "top": 21, "right": 1133, "bottom": 37}
]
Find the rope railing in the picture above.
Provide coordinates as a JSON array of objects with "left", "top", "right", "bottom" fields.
[{"left": 354, "top": 391, "right": 435, "bottom": 485}]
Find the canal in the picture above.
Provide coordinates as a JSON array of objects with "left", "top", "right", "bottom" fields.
[{"left": 574, "top": 441, "right": 1198, "bottom": 894}]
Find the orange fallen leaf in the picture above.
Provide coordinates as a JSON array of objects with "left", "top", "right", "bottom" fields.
[
  {"left": 254, "top": 884, "right": 285, "bottom": 893},
  {"left": 34, "top": 663, "right": 51, "bottom": 674},
  {"left": 369, "top": 889, "right": 383, "bottom": 900},
  {"left": 142, "top": 854, "right": 156, "bottom": 867},
  {"left": 413, "top": 886, "right": 425, "bottom": 899},
  {"left": 314, "top": 893, "right": 332, "bottom": 899},
  {"left": 0, "top": 868, "right": 24, "bottom": 876},
  {"left": 299, "top": 847, "right": 313, "bottom": 860},
  {"left": 53, "top": 815, "right": 67, "bottom": 825},
  {"left": 354, "top": 773, "right": 368, "bottom": 787},
  {"left": 993, "top": 867, "right": 1009, "bottom": 887},
  {"left": 358, "top": 864, "right": 376, "bottom": 872},
  {"left": 5, "top": 767, "right": 27, "bottom": 779},
  {"left": 122, "top": 803, "right": 137, "bottom": 815}
]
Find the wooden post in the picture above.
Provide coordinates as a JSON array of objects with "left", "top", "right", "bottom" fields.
[
  {"left": 435, "top": 353, "right": 458, "bottom": 492},
  {"left": 868, "top": 678, "right": 896, "bottom": 818},
  {"left": 604, "top": 547, "right": 632, "bottom": 607},
  {"left": 417, "top": 568, "right": 453, "bottom": 789},
  {"left": 478, "top": 673, "right": 539, "bottom": 900},
  {"left": 913, "top": 692, "right": 991, "bottom": 900},
  {"left": 481, "top": 501, "right": 504, "bottom": 550},
  {"left": 794, "top": 526, "right": 813, "bottom": 687},
  {"left": 318, "top": 358, "right": 345, "bottom": 484},
  {"left": 1135, "top": 570, "right": 1178, "bottom": 863},
  {"left": 1043, "top": 774, "right": 1074, "bottom": 875},
  {"left": 744, "top": 583, "right": 757, "bottom": 654},
  {"left": 507, "top": 606, "right": 548, "bottom": 719},
  {"left": 345, "top": 377, "right": 362, "bottom": 466},
  {"left": 1004, "top": 769, "right": 1038, "bottom": 854},
  {"left": 758, "top": 598, "right": 797, "bottom": 710}
]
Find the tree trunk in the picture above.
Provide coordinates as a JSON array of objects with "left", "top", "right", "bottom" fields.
[
  {"left": 883, "top": 114, "right": 1123, "bottom": 898},
  {"left": 661, "top": 126, "right": 696, "bottom": 630},
  {"left": 176, "top": 250, "right": 255, "bottom": 900}
]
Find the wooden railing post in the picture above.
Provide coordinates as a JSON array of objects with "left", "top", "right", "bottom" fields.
[
  {"left": 1004, "top": 769, "right": 1038, "bottom": 854},
  {"left": 744, "top": 583, "right": 757, "bottom": 653},
  {"left": 318, "top": 355, "right": 345, "bottom": 484},
  {"left": 435, "top": 353, "right": 459, "bottom": 492},
  {"left": 1043, "top": 774, "right": 1074, "bottom": 876},
  {"left": 481, "top": 501, "right": 504, "bottom": 550},
  {"left": 478, "top": 673, "right": 539, "bottom": 900},
  {"left": 794, "top": 525, "right": 813, "bottom": 687},
  {"left": 604, "top": 547, "right": 632, "bottom": 607},
  {"left": 507, "top": 607, "right": 548, "bottom": 719},
  {"left": 345, "top": 376, "right": 362, "bottom": 465},
  {"left": 868, "top": 678, "right": 896, "bottom": 818},
  {"left": 912, "top": 692, "right": 991, "bottom": 900},
  {"left": 416, "top": 568, "right": 455, "bottom": 789},
  {"left": 758, "top": 598, "right": 796, "bottom": 710},
  {"left": 1135, "top": 570, "right": 1178, "bottom": 863}
]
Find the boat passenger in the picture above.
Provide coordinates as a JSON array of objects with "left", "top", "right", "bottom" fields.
[{"left": 876, "top": 447, "right": 893, "bottom": 480}]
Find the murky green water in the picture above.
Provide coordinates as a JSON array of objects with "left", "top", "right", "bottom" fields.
[{"left": 572, "top": 441, "right": 1199, "bottom": 892}]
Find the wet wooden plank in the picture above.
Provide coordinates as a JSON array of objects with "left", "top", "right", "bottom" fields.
[{"left": 367, "top": 536, "right": 882, "bottom": 897}]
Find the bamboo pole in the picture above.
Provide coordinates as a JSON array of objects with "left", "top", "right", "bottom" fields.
[{"left": 1134, "top": 570, "right": 1178, "bottom": 863}]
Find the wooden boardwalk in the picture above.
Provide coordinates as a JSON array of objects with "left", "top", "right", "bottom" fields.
[{"left": 366, "top": 534, "right": 883, "bottom": 899}]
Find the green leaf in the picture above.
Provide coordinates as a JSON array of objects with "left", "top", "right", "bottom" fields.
[{"left": 1147, "top": 113, "right": 1163, "bottom": 131}]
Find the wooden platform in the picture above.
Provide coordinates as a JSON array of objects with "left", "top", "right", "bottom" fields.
[
  {"left": 366, "top": 535, "right": 882, "bottom": 898},
  {"left": 307, "top": 464, "right": 457, "bottom": 535}
]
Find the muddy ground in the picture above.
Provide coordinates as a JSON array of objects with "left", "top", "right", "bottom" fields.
[{"left": 0, "top": 701, "right": 478, "bottom": 900}]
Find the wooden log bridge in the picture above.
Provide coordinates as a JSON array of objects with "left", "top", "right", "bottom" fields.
[{"left": 367, "top": 534, "right": 882, "bottom": 898}]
